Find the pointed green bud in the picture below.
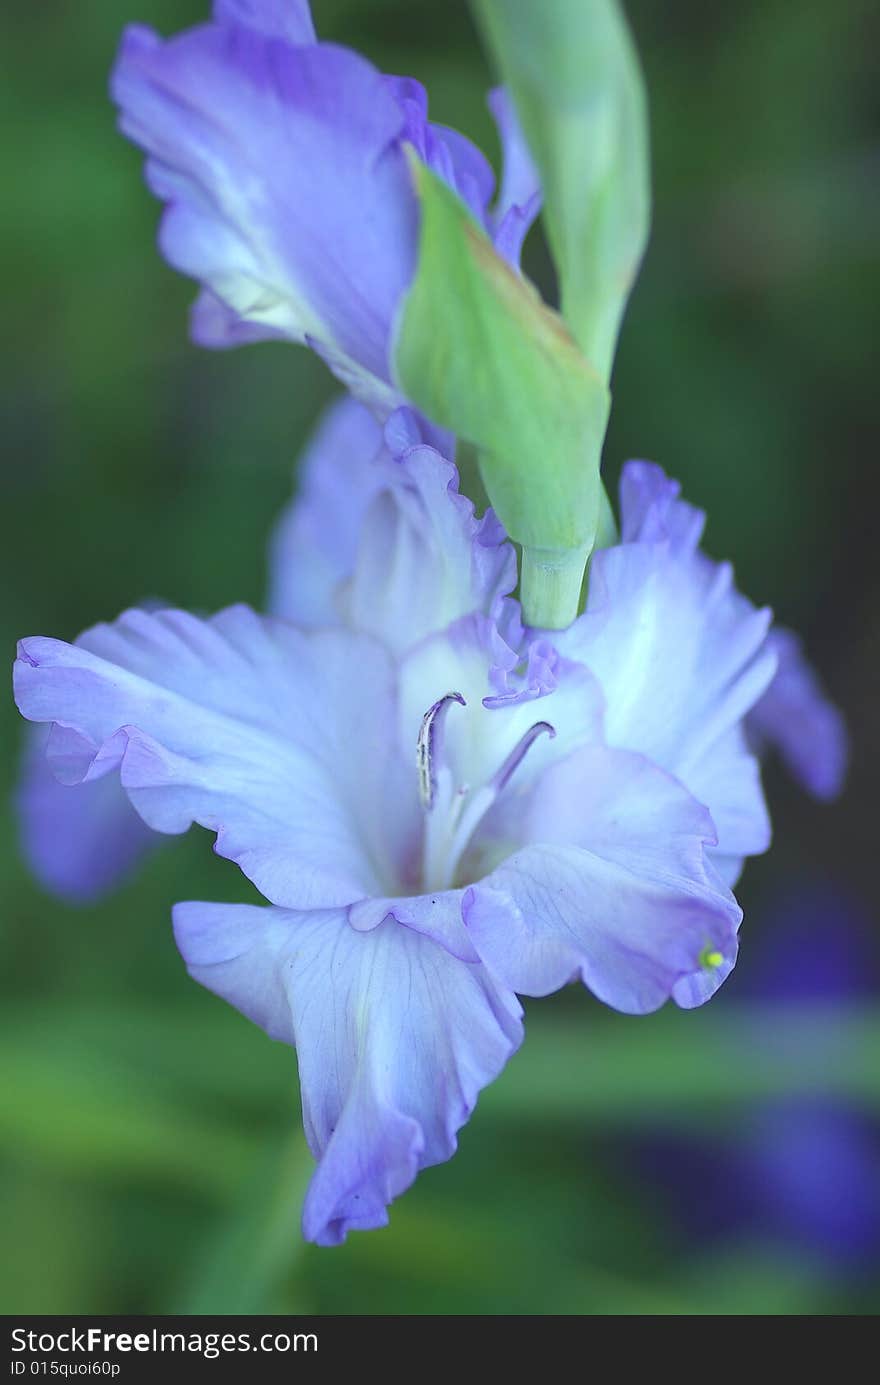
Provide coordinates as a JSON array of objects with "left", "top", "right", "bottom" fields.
[
  {"left": 473, "top": 0, "right": 651, "bottom": 382},
  {"left": 394, "top": 157, "right": 610, "bottom": 628}
]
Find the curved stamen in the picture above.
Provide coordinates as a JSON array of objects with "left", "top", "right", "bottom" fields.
[
  {"left": 490, "top": 721, "right": 556, "bottom": 793},
  {"left": 417, "top": 691, "right": 466, "bottom": 810},
  {"left": 420, "top": 710, "right": 558, "bottom": 892}
]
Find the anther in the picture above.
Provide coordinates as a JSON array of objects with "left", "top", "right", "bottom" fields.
[{"left": 417, "top": 692, "right": 466, "bottom": 809}]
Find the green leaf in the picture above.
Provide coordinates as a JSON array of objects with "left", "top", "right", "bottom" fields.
[
  {"left": 395, "top": 157, "right": 610, "bottom": 627},
  {"left": 473, "top": 0, "right": 651, "bottom": 380},
  {"left": 0, "top": 1031, "right": 262, "bottom": 1199}
]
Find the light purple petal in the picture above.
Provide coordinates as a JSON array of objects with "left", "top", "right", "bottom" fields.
[
  {"left": 616, "top": 461, "right": 847, "bottom": 804},
  {"left": 14, "top": 607, "right": 417, "bottom": 910},
  {"left": 304, "top": 334, "right": 404, "bottom": 419},
  {"left": 567, "top": 531, "right": 775, "bottom": 773},
  {"left": 618, "top": 458, "right": 706, "bottom": 552},
  {"left": 683, "top": 722, "right": 771, "bottom": 887},
  {"left": 671, "top": 942, "right": 738, "bottom": 1010},
  {"left": 487, "top": 88, "right": 540, "bottom": 226},
  {"left": 492, "top": 190, "right": 542, "bottom": 269},
  {"left": 385, "top": 74, "right": 496, "bottom": 228},
  {"left": 267, "top": 396, "right": 385, "bottom": 626},
  {"left": 212, "top": 0, "right": 316, "bottom": 44},
  {"left": 747, "top": 627, "right": 848, "bottom": 800},
  {"left": 348, "top": 889, "right": 481, "bottom": 963},
  {"left": 344, "top": 435, "right": 516, "bottom": 656},
  {"left": 268, "top": 402, "right": 510, "bottom": 644},
  {"left": 190, "top": 287, "right": 286, "bottom": 349},
  {"left": 426, "top": 121, "right": 496, "bottom": 225},
  {"left": 465, "top": 744, "right": 740, "bottom": 1014},
  {"left": 112, "top": 23, "right": 417, "bottom": 402},
  {"left": 173, "top": 901, "right": 522, "bottom": 1245},
  {"left": 487, "top": 87, "right": 542, "bottom": 266},
  {"left": 554, "top": 460, "right": 776, "bottom": 874},
  {"left": 18, "top": 726, "right": 156, "bottom": 904}
]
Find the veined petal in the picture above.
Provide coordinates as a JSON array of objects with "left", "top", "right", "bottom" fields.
[
  {"left": 344, "top": 436, "right": 516, "bottom": 656},
  {"left": 348, "top": 888, "right": 481, "bottom": 962},
  {"left": 268, "top": 403, "right": 513, "bottom": 648},
  {"left": 14, "top": 607, "right": 417, "bottom": 909},
  {"left": 565, "top": 538, "right": 775, "bottom": 775},
  {"left": 747, "top": 627, "right": 848, "bottom": 801},
  {"left": 596, "top": 460, "right": 845, "bottom": 821},
  {"left": 173, "top": 901, "right": 523, "bottom": 1244},
  {"left": 112, "top": 23, "right": 418, "bottom": 395},
  {"left": 554, "top": 461, "right": 776, "bottom": 872},
  {"left": 619, "top": 458, "right": 705, "bottom": 552},
  {"left": 465, "top": 744, "right": 740, "bottom": 1014},
  {"left": 684, "top": 723, "right": 771, "bottom": 887},
  {"left": 268, "top": 396, "right": 385, "bottom": 627},
  {"left": 18, "top": 726, "right": 156, "bottom": 904}
]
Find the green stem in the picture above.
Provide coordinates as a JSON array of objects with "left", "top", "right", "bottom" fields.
[{"left": 520, "top": 544, "right": 589, "bottom": 629}]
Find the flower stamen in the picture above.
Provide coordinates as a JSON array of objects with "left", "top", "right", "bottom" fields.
[
  {"left": 419, "top": 704, "right": 556, "bottom": 891},
  {"left": 491, "top": 721, "right": 556, "bottom": 791},
  {"left": 417, "top": 691, "right": 466, "bottom": 810}
]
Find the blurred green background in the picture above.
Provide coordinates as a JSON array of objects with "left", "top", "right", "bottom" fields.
[{"left": 2, "top": 0, "right": 879, "bottom": 1315}]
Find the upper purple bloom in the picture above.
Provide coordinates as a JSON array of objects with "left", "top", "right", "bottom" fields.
[
  {"left": 111, "top": 0, "right": 540, "bottom": 413},
  {"left": 15, "top": 429, "right": 748, "bottom": 1242}
]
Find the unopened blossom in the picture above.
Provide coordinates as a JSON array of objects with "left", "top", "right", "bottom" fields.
[
  {"left": 111, "top": 0, "right": 539, "bottom": 414},
  {"left": 16, "top": 422, "right": 754, "bottom": 1242}
]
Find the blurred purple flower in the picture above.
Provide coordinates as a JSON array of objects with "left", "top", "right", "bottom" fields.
[
  {"left": 630, "top": 884, "right": 880, "bottom": 1270},
  {"left": 110, "top": 0, "right": 540, "bottom": 415},
  {"left": 18, "top": 727, "right": 155, "bottom": 905}
]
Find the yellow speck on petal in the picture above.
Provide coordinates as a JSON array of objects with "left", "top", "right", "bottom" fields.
[{"left": 700, "top": 947, "right": 724, "bottom": 970}]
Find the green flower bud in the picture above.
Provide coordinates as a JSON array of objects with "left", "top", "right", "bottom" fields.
[{"left": 395, "top": 159, "right": 609, "bottom": 628}]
